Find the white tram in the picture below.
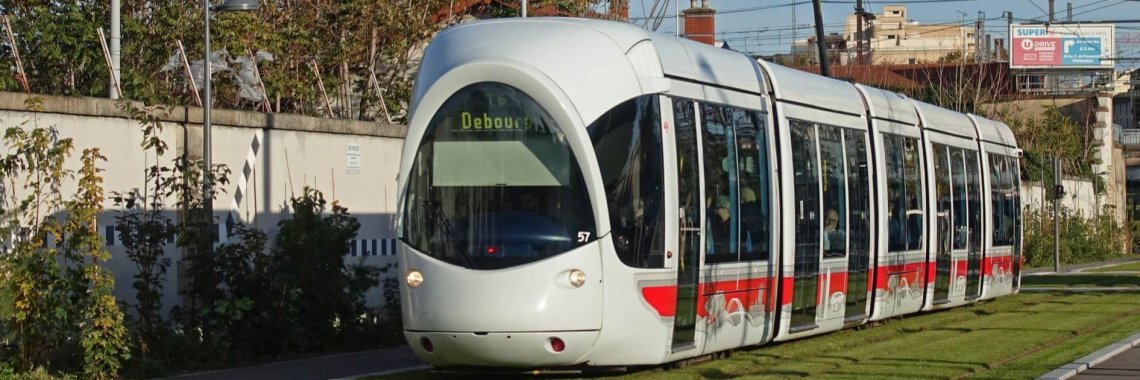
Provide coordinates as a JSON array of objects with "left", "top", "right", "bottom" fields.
[{"left": 396, "top": 18, "right": 1022, "bottom": 369}]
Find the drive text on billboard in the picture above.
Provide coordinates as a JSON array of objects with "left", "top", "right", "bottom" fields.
[{"left": 1010, "top": 24, "right": 1114, "bottom": 69}]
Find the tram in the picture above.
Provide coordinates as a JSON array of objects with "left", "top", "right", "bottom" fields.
[{"left": 395, "top": 18, "right": 1022, "bottom": 369}]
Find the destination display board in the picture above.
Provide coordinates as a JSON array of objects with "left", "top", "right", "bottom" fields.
[{"left": 1010, "top": 24, "right": 1114, "bottom": 69}]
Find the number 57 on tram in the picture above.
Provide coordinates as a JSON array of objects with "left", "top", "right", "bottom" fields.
[{"left": 394, "top": 18, "right": 1022, "bottom": 370}]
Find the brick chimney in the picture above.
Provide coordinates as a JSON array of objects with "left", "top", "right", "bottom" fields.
[{"left": 683, "top": 0, "right": 716, "bottom": 45}]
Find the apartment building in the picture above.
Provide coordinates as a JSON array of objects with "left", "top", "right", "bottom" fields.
[{"left": 843, "top": 5, "right": 978, "bottom": 65}]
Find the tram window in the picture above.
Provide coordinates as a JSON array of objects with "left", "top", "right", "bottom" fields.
[
  {"left": 735, "top": 108, "right": 771, "bottom": 262},
  {"left": 884, "top": 135, "right": 905, "bottom": 252},
  {"left": 988, "top": 154, "right": 1003, "bottom": 246},
  {"left": 933, "top": 145, "right": 953, "bottom": 254},
  {"left": 989, "top": 153, "right": 1013, "bottom": 247},
  {"left": 844, "top": 130, "right": 871, "bottom": 261},
  {"left": 401, "top": 82, "right": 596, "bottom": 270},
  {"left": 790, "top": 119, "right": 821, "bottom": 261},
  {"left": 1006, "top": 156, "right": 1019, "bottom": 246},
  {"left": 965, "top": 151, "right": 981, "bottom": 251},
  {"left": 589, "top": 95, "right": 665, "bottom": 269},
  {"left": 701, "top": 103, "right": 739, "bottom": 263},
  {"left": 903, "top": 137, "right": 924, "bottom": 250},
  {"left": 1012, "top": 158, "right": 1022, "bottom": 247},
  {"left": 818, "top": 125, "right": 847, "bottom": 258},
  {"left": 951, "top": 148, "right": 968, "bottom": 250},
  {"left": 884, "top": 134, "right": 922, "bottom": 252},
  {"left": 790, "top": 119, "right": 822, "bottom": 326}
]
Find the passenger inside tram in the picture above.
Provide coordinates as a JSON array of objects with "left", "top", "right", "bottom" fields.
[
  {"left": 739, "top": 188, "right": 765, "bottom": 253},
  {"left": 707, "top": 195, "right": 731, "bottom": 255},
  {"left": 887, "top": 192, "right": 905, "bottom": 251},
  {"left": 822, "top": 208, "right": 846, "bottom": 257}
]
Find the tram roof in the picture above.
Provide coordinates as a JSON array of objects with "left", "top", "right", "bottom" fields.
[
  {"left": 413, "top": 18, "right": 660, "bottom": 126},
  {"left": 756, "top": 60, "right": 865, "bottom": 117},
  {"left": 912, "top": 100, "right": 977, "bottom": 139},
  {"left": 854, "top": 84, "right": 919, "bottom": 126},
  {"left": 648, "top": 35, "right": 768, "bottom": 95},
  {"left": 970, "top": 114, "right": 1018, "bottom": 149}
]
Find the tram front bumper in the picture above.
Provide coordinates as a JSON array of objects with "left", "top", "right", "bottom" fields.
[{"left": 405, "top": 330, "right": 600, "bottom": 368}]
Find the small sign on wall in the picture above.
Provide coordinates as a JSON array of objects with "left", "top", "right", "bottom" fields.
[{"left": 346, "top": 144, "right": 361, "bottom": 174}]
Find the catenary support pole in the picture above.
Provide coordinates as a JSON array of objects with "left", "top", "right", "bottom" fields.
[{"left": 813, "top": 0, "right": 829, "bottom": 77}]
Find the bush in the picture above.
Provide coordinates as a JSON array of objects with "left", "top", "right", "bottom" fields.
[
  {"left": 1024, "top": 205, "right": 1127, "bottom": 268},
  {"left": 0, "top": 99, "right": 128, "bottom": 378},
  {"left": 272, "top": 187, "right": 380, "bottom": 353}
]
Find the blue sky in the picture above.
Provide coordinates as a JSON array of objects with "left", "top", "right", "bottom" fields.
[{"left": 626, "top": 0, "right": 1140, "bottom": 62}]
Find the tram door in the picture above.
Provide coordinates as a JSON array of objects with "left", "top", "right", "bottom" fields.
[
  {"left": 932, "top": 144, "right": 953, "bottom": 303},
  {"left": 671, "top": 99, "right": 702, "bottom": 348},
  {"left": 789, "top": 120, "right": 821, "bottom": 331}
]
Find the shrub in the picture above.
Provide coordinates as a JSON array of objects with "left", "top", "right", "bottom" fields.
[{"left": 1023, "top": 205, "right": 1127, "bottom": 268}]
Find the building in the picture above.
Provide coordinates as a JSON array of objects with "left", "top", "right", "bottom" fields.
[
  {"left": 842, "top": 5, "right": 978, "bottom": 65},
  {"left": 790, "top": 33, "right": 847, "bottom": 66}
]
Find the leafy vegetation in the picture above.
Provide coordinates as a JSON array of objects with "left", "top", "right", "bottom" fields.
[
  {"left": 1023, "top": 205, "right": 1127, "bottom": 268},
  {"left": 0, "top": 98, "right": 398, "bottom": 378},
  {"left": 0, "top": 98, "right": 129, "bottom": 378},
  {"left": 0, "top": 0, "right": 453, "bottom": 121}
]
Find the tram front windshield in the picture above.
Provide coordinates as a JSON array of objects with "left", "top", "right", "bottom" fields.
[{"left": 401, "top": 83, "right": 596, "bottom": 270}]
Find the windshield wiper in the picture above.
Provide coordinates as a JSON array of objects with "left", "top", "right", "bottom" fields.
[{"left": 425, "top": 200, "right": 479, "bottom": 269}]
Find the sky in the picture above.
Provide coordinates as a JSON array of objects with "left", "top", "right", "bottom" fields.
[{"left": 626, "top": 0, "right": 1140, "bottom": 68}]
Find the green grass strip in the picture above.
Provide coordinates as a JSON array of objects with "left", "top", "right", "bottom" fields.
[
  {"left": 1084, "top": 261, "right": 1140, "bottom": 273},
  {"left": 1020, "top": 274, "right": 1140, "bottom": 288}
]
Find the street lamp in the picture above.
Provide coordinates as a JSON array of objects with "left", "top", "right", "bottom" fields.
[{"left": 203, "top": 0, "right": 258, "bottom": 238}]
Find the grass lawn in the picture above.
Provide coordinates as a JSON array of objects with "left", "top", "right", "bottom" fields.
[
  {"left": 1020, "top": 274, "right": 1140, "bottom": 288},
  {"left": 379, "top": 292, "right": 1140, "bottom": 379},
  {"left": 1085, "top": 261, "right": 1140, "bottom": 273}
]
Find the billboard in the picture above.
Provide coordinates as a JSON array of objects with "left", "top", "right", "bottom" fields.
[{"left": 1010, "top": 24, "right": 1114, "bottom": 69}]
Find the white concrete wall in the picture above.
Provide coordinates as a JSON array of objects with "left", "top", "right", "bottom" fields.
[
  {"left": 1023, "top": 179, "right": 1100, "bottom": 217},
  {"left": 0, "top": 93, "right": 405, "bottom": 314}
]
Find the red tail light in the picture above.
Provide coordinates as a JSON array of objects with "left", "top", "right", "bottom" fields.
[
  {"left": 421, "top": 337, "right": 434, "bottom": 353},
  {"left": 486, "top": 246, "right": 497, "bottom": 255},
  {"left": 549, "top": 337, "right": 565, "bottom": 353}
]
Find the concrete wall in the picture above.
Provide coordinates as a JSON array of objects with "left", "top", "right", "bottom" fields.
[
  {"left": 0, "top": 92, "right": 406, "bottom": 314},
  {"left": 1023, "top": 179, "right": 1100, "bottom": 217}
]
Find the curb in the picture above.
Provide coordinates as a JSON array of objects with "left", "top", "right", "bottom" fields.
[
  {"left": 1037, "top": 332, "right": 1140, "bottom": 380},
  {"left": 330, "top": 365, "right": 431, "bottom": 379}
]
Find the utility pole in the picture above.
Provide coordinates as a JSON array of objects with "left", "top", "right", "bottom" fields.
[
  {"left": 976, "top": 11, "right": 984, "bottom": 63},
  {"left": 812, "top": 0, "right": 829, "bottom": 77},
  {"left": 522, "top": 0, "right": 527, "bottom": 17},
  {"left": 1067, "top": 2, "right": 1072, "bottom": 22},
  {"left": 1006, "top": 11, "right": 1013, "bottom": 60},
  {"left": 856, "top": 0, "right": 864, "bottom": 65},
  {"left": 1053, "top": 156, "right": 1061, "bottom": 272}
]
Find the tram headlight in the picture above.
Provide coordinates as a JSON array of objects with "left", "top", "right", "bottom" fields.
[
  {"left": 405, "top": 269, "right": 424, "bottom": 288},
  {"left": 568, "top": 269, "right": 586, "bottom": 288}
]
